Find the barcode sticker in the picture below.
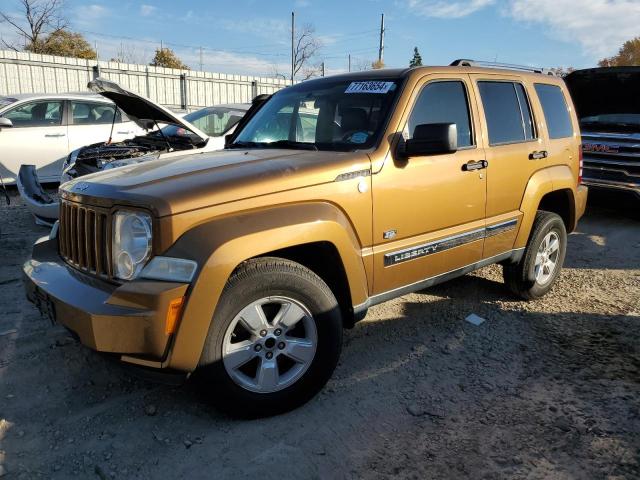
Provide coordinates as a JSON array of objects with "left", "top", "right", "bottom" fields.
[{"left": 345, "top": 81, "right": 395, "bottom": 94}]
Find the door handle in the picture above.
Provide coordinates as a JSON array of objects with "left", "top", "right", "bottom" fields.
[
  {"left": 116, "top": 131, "right": 131, "bottom": 134},
  {"left": 529, "top": 150, "right": 548, "bottom": 160},
  {"left": 44, "top": 133, "right": 65, "bottom": 138},
  {"left": 462, "top": 160, "right": 488, "bottom": 171}
]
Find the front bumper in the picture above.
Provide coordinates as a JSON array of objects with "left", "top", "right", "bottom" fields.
[
  {"left": 16, "top": 164, "right": 59, "bottom": 226},
  {"left": 582, "top": 177, "right": 640, "bottom": 198},
  {"left": 24, "top": 235, "right": 189, "bottom": 365}
]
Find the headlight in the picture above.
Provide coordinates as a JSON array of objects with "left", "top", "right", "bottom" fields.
[
  {"left": 62, "top": 148, "right": 81, "bottom": 175},
  {"left": 112, "top": 210, "right": 152, "bottom": 280},
  {"left": 140, "top": 257, "right": 197, "bottom": 283}
]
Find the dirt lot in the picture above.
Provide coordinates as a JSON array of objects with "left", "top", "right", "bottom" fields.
[{"left": 0, "top": 188, "right": 639, "bottom": 479}]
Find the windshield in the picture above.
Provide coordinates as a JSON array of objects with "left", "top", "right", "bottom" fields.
[
  {"left": 160, "top": 106, "right": 247, "bottom": 139},
  {"left": 232, "top": 78, "right": 402, "bottom": 151}
]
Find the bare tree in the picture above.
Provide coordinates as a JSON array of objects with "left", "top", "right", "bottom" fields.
[
  {"left": 0, "top": 0, "right": 67, "bottom": 51},
  {"left": 110, "top": 43, "right": 148, "bottom": 65},
  {"left": 293, "top": 23, "right": 322, "bottom": 80}
]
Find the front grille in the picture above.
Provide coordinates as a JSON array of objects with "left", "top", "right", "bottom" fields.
[{"left": 59, "top": 200, "right": 112, "bottom": 278}]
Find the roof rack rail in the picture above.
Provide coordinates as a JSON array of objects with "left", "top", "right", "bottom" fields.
[{"left": 450, "top": 59, "right": 556, "bottom": 76}]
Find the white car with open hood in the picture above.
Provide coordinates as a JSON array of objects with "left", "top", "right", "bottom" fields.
[
  {"left": 0, "top": 92, "right": 145, "bottom": 184},
  {"left": 17, "top": 78, "right": 250, "bottom": 225}
]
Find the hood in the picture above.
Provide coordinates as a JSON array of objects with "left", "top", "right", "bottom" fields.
[
  {"left": 88, "top": 78, "right": 209, "bottom": 143},
  {"left": 565, "top": 67, "right": 640, "bottom": 119},
  {"left": 60, "top": 148, "right": 371, "bottom": 217}
]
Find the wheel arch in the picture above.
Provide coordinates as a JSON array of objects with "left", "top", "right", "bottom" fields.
[
  {"left": 163, "top": 202, "right": 369, "bottom": 371},
  {"left": 515, "top": 165, "right": 578, "bottom": 248}
]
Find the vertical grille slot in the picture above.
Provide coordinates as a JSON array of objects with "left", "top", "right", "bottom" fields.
[
  {"left": 77, "top": 208, "right": 86, "bottom": 269},
  {"left": 58, "top": 200, "right": 112, "bottom": 280}
]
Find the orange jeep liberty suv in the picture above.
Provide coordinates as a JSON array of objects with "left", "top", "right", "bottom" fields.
[{"left": 24, "top": 60, "right": 588, "bottom": 417}]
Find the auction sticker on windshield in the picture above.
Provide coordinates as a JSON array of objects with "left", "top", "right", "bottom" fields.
[{"left": 345, "top": 81, "right": 395, "bottom": 94}]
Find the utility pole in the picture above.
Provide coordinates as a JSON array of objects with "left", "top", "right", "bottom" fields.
[
  {"left": 291, "top": 12, "right": 295, "bottom": 84},
  {"left": 199, "top": 46, "right": 203, "bottom": 71},
  {"left": 321, "top": 61, "right": 325, "bottom": 77},
  {"left": 348, "top": 54, "right": 351, "bottom": 72},
  {"left": 378, "top": 13, "right": 385, "bottom": 64}
]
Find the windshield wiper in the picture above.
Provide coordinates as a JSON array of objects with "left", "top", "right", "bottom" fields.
[
  {"left": 229, "top": 140, "right": 318, "bottom": 151},
  {"left": 228, "top": 141, "right": 260, "bottom": 149},
  {"left": 260, "top": 140, "right": 318, "bottom": 151}
]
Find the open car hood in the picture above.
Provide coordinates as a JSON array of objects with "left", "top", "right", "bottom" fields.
[
  {"left": 88, "top": 78, "right": 209, "bottom": 143},
  {"left": 565, "top": 67, "right": 640, "bottom": 119}
]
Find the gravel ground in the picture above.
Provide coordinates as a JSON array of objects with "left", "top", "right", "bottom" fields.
[{"left": 0, "top": 188, "right": 639, "bottom": 479}]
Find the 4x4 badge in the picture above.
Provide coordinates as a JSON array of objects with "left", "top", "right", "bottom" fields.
[
  {"left": 74, "top": 182, "right": 90, "bottom": 192},
  {"left": 383, "top": 229, "right": 397, "bottom": 240}
]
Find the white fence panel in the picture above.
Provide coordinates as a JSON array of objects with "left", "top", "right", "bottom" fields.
[{"left": 0, "top": 49, "right": 288, "bottom": 110}]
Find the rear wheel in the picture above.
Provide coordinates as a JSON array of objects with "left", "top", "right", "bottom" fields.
[
  {"left": 503, "top": 211, "right": 567, "bottom": 300},
  {"left": 196, "top": 257, "right": 342, "bottom": 418}
]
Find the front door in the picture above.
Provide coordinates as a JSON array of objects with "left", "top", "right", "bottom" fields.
[
  {"left": 0, "top": 99, "right": 68, "bottom": 183},
  {"left": 372, "top": 75, "right": 487, "bottom": 295}
]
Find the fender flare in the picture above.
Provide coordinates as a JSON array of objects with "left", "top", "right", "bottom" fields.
[
  {"left": 164, "top": 201, "right": 369, "bottom": 371},
  {"left": 515, "top": 165, "right": 576, "bottom": 248}
]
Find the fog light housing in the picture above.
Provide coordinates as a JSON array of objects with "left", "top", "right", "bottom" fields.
[{"left": 140, "top": 257, "right": 197, "bottom": 283}]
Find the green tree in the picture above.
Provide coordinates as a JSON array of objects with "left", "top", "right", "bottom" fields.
[
  {"left": 409, "top": 47, "right": 422, "bottom": 67},
  {"left": 599, "top": 37, "right": 640, "bottom": 67},
  {"left": 27, "top": 30, "right": 96, "bottom": 59},
  {"left": 150, "top": 47, "right": 190, "bottom": 69}
]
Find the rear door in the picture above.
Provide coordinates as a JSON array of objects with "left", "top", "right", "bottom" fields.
[
  {"left": 372, "top": 74, "right": 487, "bottom": 295},
  {"left": 0, "top": 99, "right": 68, "bottom": 183},
  {"left": 470, "top": 74, "right": 545, "bottom": 258},
  {"left": 67, "top": 101, "right": 139, "bottom": 151}
]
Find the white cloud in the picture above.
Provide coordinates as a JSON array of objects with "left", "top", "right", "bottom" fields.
[
  {"left": 218, "top": 18, "right": 288, "bottom": 40},
  {"left": 505, "top": 0, "right": 640, "bottom": 58},
  {"left": 405, "top": 0, "right": 495, "bottom": 18},
  {"left": 73, "top": 4, "right": 110, "bottom": 28},
  {"left": 140, "top": 4, "right": 156, "bottom": 17}
]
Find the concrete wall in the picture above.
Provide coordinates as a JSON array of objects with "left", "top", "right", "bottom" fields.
[{"left": 0, "top": 49, "right": 289, "bottom": 110}]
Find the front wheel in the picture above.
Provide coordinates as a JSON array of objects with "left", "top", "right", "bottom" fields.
[
  {"left": 196, "top": 257, "right": 342, "bottom": 418},
  {"left": 503, "top": 211, "right": 567, "bottom": 300}
]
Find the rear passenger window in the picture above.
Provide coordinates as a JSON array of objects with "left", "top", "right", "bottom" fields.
[
  {"left": 71, "top": 102, "right": 122, "bottom": 125},
  {"left": 407, "top": 81, "right": 473, "bottom": 148},
  {"left": 534, "top": 84, "right": 573, "bottom": 139},
  {"left": 478, "top": 81, "right": 535, "bottom": 145}
]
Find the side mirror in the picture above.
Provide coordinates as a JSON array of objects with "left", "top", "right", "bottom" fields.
[
  {"left": 224, "top": 133, "right": 234, "bottom": 147},
  {"left": 404, "top": 123, "right": 457, "bottom": 157},
  {"left": 0, "top": 117, "right": 13, "bottom": 129}
]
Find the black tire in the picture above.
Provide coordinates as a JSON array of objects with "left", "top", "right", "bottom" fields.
[
  {"left": 195, "top": 257, "right": 342, "bottom": 418},
  {"left": 503, "top": 211, "right": 567, "bottom": 300}
]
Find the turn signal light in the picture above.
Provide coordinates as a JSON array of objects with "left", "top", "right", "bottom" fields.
[
  {"left": 578, "top": 147, "right": 584, "bottom": 185},
  {"left": 165, "top": 297, "right": 185, "bottom": 335}
]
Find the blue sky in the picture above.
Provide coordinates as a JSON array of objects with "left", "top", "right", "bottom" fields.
[{"left": 1, "top": 0, "right": 639, "bottom": 77}]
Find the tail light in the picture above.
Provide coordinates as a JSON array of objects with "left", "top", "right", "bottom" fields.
[{"left": 578, "top": 146, "right": 583, "bottom": 185}]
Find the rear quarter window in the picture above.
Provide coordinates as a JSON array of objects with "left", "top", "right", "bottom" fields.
[{"left": 534, "top": 84, "right": 573, "bottom": 139}]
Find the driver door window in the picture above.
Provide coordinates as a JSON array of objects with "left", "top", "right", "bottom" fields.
[
  {"left": 405, "top": 81, "right": 474, "bottom": 147},
  {"left": 3, "top": 100, "right": 63, "bottom": 127}
]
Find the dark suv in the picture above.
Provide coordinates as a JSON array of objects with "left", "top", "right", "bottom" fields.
[{"left": 566, "top": 67, "right": 640, "bottom": 202}]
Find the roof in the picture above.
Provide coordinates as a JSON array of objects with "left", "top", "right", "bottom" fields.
[
  {"left": 293, "top": 65, "right": 562, "bottom": 90},
  {"left": 0, "top": 92, "right": 109, "bottom": 102}
]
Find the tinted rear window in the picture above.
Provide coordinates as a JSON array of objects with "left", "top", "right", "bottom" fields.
[
  {"left": 479, "top": 81, "right": 533, "bottom": 145},
  {"left": 535, "top": 84, "right": 573, "bottom": 139}
]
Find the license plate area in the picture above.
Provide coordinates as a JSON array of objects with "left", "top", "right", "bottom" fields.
[{"left": 33, "top": 287, "right": 56, "bottom": 325}]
